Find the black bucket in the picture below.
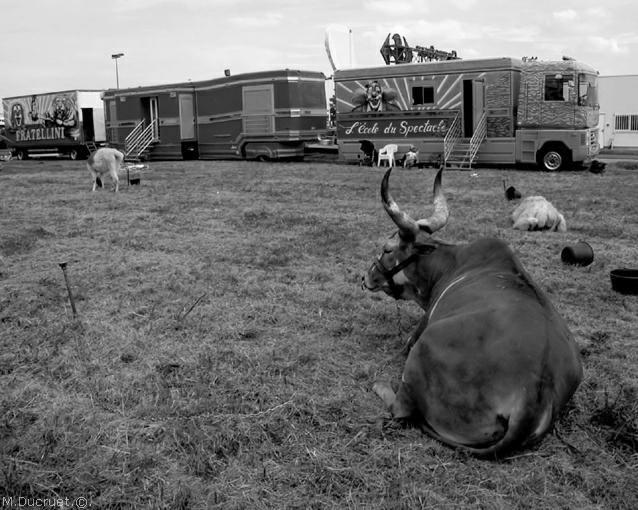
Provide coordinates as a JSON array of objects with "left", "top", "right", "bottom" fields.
[
  {"left": 561, "top": 241, "right": 594, "bottom": 266},
  {"left": 610, "top": 269, "right": 638, "bottom": 295},
  {"left": 505, "top": 186, "right": 521, "bottom": 200}
]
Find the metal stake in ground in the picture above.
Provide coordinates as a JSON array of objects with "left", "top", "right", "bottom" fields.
[{"left": 59, "top": 262, "right": 78, "bottom": 318}]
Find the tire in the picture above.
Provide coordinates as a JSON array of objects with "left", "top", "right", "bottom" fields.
[{"left": 537, "top": 145, "right": 570, "bottom": 172}]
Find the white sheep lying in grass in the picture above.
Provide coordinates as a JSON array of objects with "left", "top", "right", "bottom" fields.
[
  {"left": 87, "top": 148, "right": 124, "bottom": 192},
  {"left": 511, "top": 196, "right": 567, "bottom": 232}
]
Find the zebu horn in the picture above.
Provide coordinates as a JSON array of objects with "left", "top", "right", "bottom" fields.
[
  {"left": 381, "top": 166, "right": 420, "bottom": 238},
  {"left": 416, "top": 166, "right": 449, "bottom": 234}
]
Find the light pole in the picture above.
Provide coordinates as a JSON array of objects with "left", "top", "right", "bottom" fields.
[{"left": 111, "top": 53, "right": 124, "bottom": 89}]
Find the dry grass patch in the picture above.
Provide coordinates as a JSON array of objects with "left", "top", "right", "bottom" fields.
[{"left": 0, "top": 158, "right": 637, "bottom": 508}]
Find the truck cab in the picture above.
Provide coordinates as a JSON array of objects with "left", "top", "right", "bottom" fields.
[{"left": 516, "top": 59, "right": 600, "bottom": 170}]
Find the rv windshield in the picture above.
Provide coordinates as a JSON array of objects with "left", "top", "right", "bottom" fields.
[{"left": 578, "top": 73, "right": 598, "bottom": 107}]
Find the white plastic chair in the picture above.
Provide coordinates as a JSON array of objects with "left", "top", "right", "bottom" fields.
[{"left": 377, "top": 144, "right": 398, "bottom": 167}]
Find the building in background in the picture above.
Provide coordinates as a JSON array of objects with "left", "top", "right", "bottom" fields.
[{"left": 598, "top": 75, "right": 638, "bottom": 149}]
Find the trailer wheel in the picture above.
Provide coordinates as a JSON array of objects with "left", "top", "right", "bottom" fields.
[{"left": 537, "top": 145, "right": 570, "bottom": 172}]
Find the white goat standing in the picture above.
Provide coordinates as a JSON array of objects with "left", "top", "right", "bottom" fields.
[
  {"left": 87, "top": 148, "right": 124, "bottom": 192},
  {"left": 511, "top": 196, "right": 567, "bottom": 232}
]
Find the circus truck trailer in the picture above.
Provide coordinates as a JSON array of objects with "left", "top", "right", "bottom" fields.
[
  {"left": 1, "top": 90, "right": 106, "bottom": 160},
  {"left": 334, "top": 57, "right": 600, "bottom": 171},
  {"left": 102, "top": 69, "right": 328, "bottom": 161}
]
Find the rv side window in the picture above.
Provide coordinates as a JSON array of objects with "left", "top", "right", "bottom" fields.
[
  {"left": 412, "top": 86, "right": 434, "bottom": 105},
  {"left": 544, "top": 74, "right": 573, "bottom": 101},
  {"left": 578, "top": 73, "right": 598, "bottom": 107}
]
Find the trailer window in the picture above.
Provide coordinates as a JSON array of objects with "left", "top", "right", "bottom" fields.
[
  {"left": 544, "top": 74, "right": 573, "bottom": 101},
  {"left": 412, "top": 86, "right": 434, "bottom": 105}
]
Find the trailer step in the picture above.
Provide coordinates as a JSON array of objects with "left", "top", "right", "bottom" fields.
[{"left": 85, "top": 141, "right": 98, "bottom": 154}]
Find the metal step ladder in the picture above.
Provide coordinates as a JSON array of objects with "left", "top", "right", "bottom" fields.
[
  {"left": 85, "top": 141, "right": 98, "bottom": 154},
  {"left": 443, "top": 111, "right": 486, "bottom": 170},
  {"left": 124, "top": 120, "right": 158, "bottom": 161},
  {"left": 445, "top": 141, "right": 474, "bottom": 169}
]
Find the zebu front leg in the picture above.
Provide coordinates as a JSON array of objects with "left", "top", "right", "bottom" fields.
[{"left": 373, "top": 381, "right": 414, "bottom": 419}]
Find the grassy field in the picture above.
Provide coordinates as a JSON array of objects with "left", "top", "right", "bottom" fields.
[{"left": 0, "top": 157, "right": 636, "bottom": 509}]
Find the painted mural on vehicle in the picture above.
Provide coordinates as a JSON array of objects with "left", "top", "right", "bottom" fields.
[
  {"left": 3, "top": 92, "right": 80, "bottom": 142},
  {"left": 335, "top": 76, "right": 461, "bottom": 140}
]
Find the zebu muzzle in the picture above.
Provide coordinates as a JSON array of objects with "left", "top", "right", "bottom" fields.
[{"left": 362, "top": 252, "right": 420, "bottom": 298}]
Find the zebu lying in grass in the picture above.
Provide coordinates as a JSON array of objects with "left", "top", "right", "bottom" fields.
[
  {"left": 362, "top": 167, "right": 582, "bottom": 457},
  {"left": 87, "top": 148, "right": 124, "bottom": 192}
]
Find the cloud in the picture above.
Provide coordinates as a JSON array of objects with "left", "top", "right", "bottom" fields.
[
  {"left": 229, "top": 12, "right": 283, "bottom": 27},
  {"left": 407, "top": 19, "right": 539, "bottom": 44},
  {"left": 462, "top": 48, "right": 482, "bottom": 58},
  {"left": 112, "top": 0, "right": 240, "bottom": 11},
  {"left": 111, "top": 0, "right": 171, "bottom": 12},
  {"left": 448, "top": 0, "right": 478, "bottom": 9},
  {"left": 553, "top": 9, "right": 578, "bottom": 21},
  {"left": 588, "top": 36, "right": 630, "bottom": 54},
  {"left": 584, "top": 7, "right": 609, "bottom": 18},
  {"left": 483, "top": 25, "right": 541, "bottom": 43},
  {"left": 365, "top": 0, "right": 427, "bottom": 16},
  {"left": 377, "top": 20, "right": 480, "bottom": 42}
]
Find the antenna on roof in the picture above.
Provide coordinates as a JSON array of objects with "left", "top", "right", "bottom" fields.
[{"left": 380, "top": 33, "right": 460, "bottom": 65}]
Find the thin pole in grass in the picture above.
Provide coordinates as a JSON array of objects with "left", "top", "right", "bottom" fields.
[
  {"left": 176, "top": 293, "right": 207, "bottom": 322},
  {"left": 59, "top": 262, "right": 78, "bottom": 318}
]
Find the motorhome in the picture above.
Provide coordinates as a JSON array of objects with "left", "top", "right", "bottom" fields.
[
  {"left": 102, "top": 69, "right": 328, "bottom": 161},
  {"left": 334, "top": 57, "right": 600, "bottom": 170},
  {"left": 1, "top": 90, "right": 105, "bottom": 160}
]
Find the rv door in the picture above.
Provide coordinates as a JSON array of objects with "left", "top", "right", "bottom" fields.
[
  {"left": 472, "top": 80, "right": 485, "bottom": 130},
  {"left": 601, "top": 113, "right": 614, "bottom": 148},
  {"left": 108, "top": 100, "right": 119, "bottom": 143},
  {"left": 141, "top": 96, "right": 160, "bottom": 140},
  {"left": 463, "top": 79, "right": 486, "bottom": 137},
  {"left": 178, "top": 94, "right": 196, "bottom": 140},
  {"left": 150, "top": 97, "right": 159, "bottom": 140},
  {"left": 93, "top": 107, "right": 106, "bottom": 142}
]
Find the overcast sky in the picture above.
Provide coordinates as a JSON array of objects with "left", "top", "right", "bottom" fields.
[{"left": 1, "top": 0, "right": 637, "bottom": 102}]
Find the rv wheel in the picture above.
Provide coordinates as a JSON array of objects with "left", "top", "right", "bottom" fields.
[{"left": 537, "top": 145, "right": 570, "bottom": 171}]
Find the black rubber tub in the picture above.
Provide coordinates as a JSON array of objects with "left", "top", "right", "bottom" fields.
[{"left": 610, "top": 269, "right": 638, "bottom": 295}]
